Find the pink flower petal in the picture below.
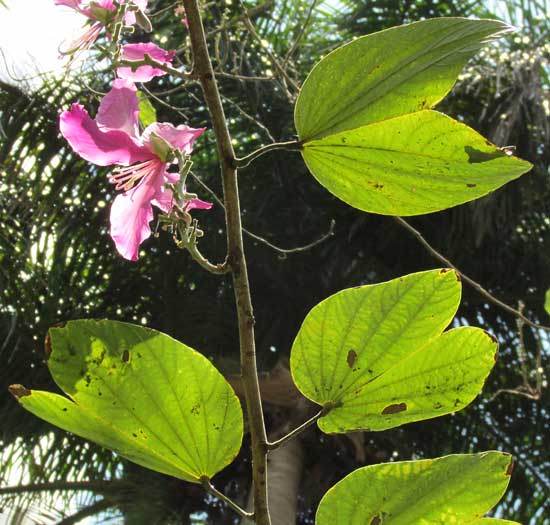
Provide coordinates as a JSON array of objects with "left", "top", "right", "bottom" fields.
[
  {"left": 96, "top": 0, "right": 115, "bottom": 10},
  {"left": 151, "top": 186, "right": 175, "bottom": 213},
  {"left": 96, "top": 79, "right": 140, "bottom": 138},
  {"left": 59, "top": 103, "right": 147, "bottom": 166},
  {"left": 132, "top": 0, "right": 148, "bottom": 10},
  {"left": 187, "top": 198, "right": 213, "bottom": 211},
  {"left": 54, "top": 0, "right": 83, "bottom": 9},
  {"left": 117, "top": 43, "right": 176, "bottom": 82},
  {"left": 142, "top": 122, "right": 205, "bottom": 154},
  {"left": 109, "top": 162, "right": 163, "bottom": 261},
  {"left": 181, "top": 17, "right": 189, "bottom": 29}
]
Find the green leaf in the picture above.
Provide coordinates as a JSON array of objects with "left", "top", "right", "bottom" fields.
[
  {"left": 468, "top": 518, "right": 520, "bottom": 525},
  {"left": 316, "top": 452, "right": 516, "bottom": 525},
  {"left": 544, "top": 289, "right": 550, "bottom": 316},
  {"left": 295, "top": 18, "right": 512, "bottom": 141},
  {"left": 301, "top": 110, "right": 532, "bottom": 215},
  {"left": 290, "top": 269, "right": 497, "bottom": 433},
  {"left": 137, "top": 91, "right": 157, "bottom": 128},
  {"left": 10, "top": 320, "right": 243, "bottom": 483}
]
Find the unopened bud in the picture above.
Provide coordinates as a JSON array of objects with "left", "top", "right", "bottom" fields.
[{"left": 149, "top": 133, "right": 175, "bottom": 163}]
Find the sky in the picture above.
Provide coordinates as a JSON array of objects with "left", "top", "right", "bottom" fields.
[{"left": 0, "top": 0, "right": 83, "bottom": 84}]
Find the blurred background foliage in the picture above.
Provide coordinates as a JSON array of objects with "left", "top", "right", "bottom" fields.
[{"left": 0, "top": 0, "right": 549, "bottom": 523}]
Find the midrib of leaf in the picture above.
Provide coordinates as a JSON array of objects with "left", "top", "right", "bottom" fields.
[
  {"left": 79, "top": 360, "right": 200, "bottom": 477},
  {"left": 48, "top": 393, "right": 197, "bottom": 480},
  {"left": 301, "top": 21, "right": 505, "bottom": 140},
  {"left": 147, "top": 342, "right": 206, "bottom": 473}
]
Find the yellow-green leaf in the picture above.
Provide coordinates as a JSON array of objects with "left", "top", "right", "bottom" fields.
[
  {"left": 290, "top": 269, "right": 497, "bottom": 433},
  {"left": 301, "top": 110, "right": 532, "bottom": 216},
  {"left": 316, "top": 452, "right": 516, "bottom": 525},
  {"left": 10, "top": 320, "right": 243, "bottom": 483}
]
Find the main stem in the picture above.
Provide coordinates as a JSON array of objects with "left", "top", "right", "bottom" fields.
[{"left": 182, "top": 1, "right": 271, "bottom": 524}]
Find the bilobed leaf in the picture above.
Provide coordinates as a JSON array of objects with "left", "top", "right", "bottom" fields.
[
  {"left": 295, "top": 18, "right": 532, "bottom": 216},
  {"left": 316, "top": 452, "right": 516, "bottom": 525},
  {"left": 295, "top": 18, "right": 512, "bottom": 141},
  {"left": 10, "top": 320, "right": 243, "bottom": 483},
  {"left": 137, "top": 91, "right": 157, "bottom": 128},
  {"left": 290, "top": 269, "right": 497, "bottom": 433},
  {"left": 302, "top": 110, "right": 532, "bottom": 215}
]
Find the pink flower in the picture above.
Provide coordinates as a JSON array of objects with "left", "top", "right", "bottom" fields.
[
  {"left": 117, "top": 42, "right": 176, "bottom": 82},
  {"left": 59, "top": 79, "right": 211, "bottom": 261},
  {"left": 55, "top": 0, "right": 149, "bottom": 54}
]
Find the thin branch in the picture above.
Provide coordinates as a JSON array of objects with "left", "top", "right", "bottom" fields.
[
  {"left": 215, "top": 71, "right": 275, "bottom": 82},
  {"left": 220, "top": 93, "right": 276, "bottom": 143},
  {"left": 267, "top": 409, "right": 325, "bottom": 450},
  {"left": 394, "top": 216, "right": 550, "bottom": 332},
  {"left": 245, "top": 220, "right": 335, "bottom": 256},
  {"left": 235, "top": 140, "right": 302, "bottom": 168},
  {"left": 188, "top": 171, "right": 335, "bottom": 256},
  {"left": 205, "top": 0, "right": 274, "bottom": 39},
  {"left": 238, "top": 0, "right": 300, "bottom": 99},
  {"left": 489, "top": 386, "right": 541, "bottom": 402},
  {"left": 281, "top": 0, "right": 318, "bottom": 69},
  {"left": 201, "top": 476, "right": 254, "bottom": 520},
  {"left": 139, "top": 83, "right": 191, "bottom": 120}
]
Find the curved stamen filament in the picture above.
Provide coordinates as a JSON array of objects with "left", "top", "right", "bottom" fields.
[
  {"left": 110, "top": 159, "right": 163, "bottom": 191},
  {"left": 59, "top": 23, "right": 102, "bottom": 55}
]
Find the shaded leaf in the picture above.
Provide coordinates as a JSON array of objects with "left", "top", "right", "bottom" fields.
[
  {"left": 301, "top": 110, "right": 532, "bottom": 215},
  {"left": 10, "top": 320, "right": 243, "bottom": 483},
  {"left": 290, "top": 269, "right": 497, "bottom": 433},
  {"left": 316, "top": 452, "right": 516, "bottom": 525},
  {"left": 295, "top": 18, "right": 512, "bottom": 141}
]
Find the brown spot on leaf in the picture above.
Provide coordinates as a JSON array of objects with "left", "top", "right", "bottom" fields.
[
  {"left": 382, "top": 402, "right": 407, "bottom": 415},
  {"left": 44, "top": 333, "right": 52, "bottom": 359},
  {"left": 122, "top": 350, "right": 130, "bottom": 363},
  {"left": 466, "top": 183, "right": 477, "bottom": 188},
  {"left": 506, "top": 460, "right": 515, "bottom": 476},
  {"left": 485, "top": 331, "right": 498, "bottom": 344},
  {"left": 9, "top": 384, "right": 31, "bottom": 398},
  {"left": 347, "top": 350, "right": 358, "bottom": 368},
  {"left": 439, "top": 268, "right": 452, "bottom": 274},
  {"left": 371, "top": 517, "right": 381, "bottom": 525}
]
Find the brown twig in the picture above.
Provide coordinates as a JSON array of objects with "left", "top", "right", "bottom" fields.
[
  {"left": 220, "top": 93, "right": 276, "bottom": 142},
  {"left": 395, "top": 216, "right": 550, "bottom": 332},
  {"left": 281, "top": 0, "right": 318, "bottom": 69},
  {"left": 188, "top": 171, "right": 335, "bottom": 256},
  {"left": 183, "top": 1, "right": 271, "bottom": 523},
  {"left": 237, "top": 0, "right": 300, "bottom": 100}
]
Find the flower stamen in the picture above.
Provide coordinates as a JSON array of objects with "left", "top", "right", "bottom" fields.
[{"left": 109, "top": 158, "right": 162, "bottom": 191}]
